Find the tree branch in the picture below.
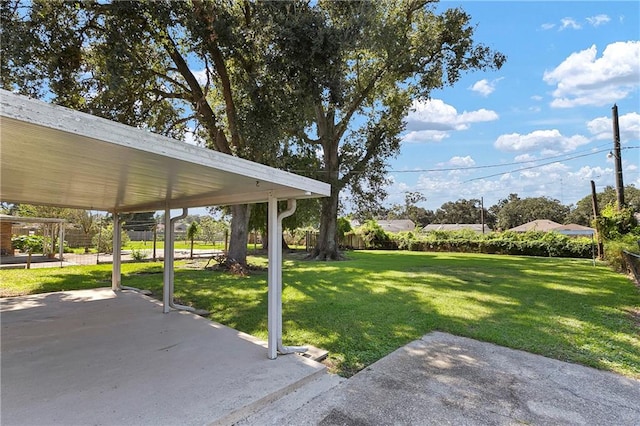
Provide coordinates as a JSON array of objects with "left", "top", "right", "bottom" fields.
[
  {"left": 192, "top": 0, "right": 244, "bottom": 152},
  {"left": 334, "top": 65, "right": 386, "bottom": 142},
  {"left": 161, "top": 33, "right": 232, "bottom": 154},
  {"left": 151, "top": 88, "right": 190, "bottom": 101}
]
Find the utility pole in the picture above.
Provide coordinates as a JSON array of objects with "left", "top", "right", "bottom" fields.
[
  {"left": 480, "top": 197, "right": 485, "bottom": 234},
  {"left": 611, "top": 104, "right": 625, "bottom": 210}
]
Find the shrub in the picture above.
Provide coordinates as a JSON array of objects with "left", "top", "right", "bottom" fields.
[
  {"left": 595, "top": 204, "right": 639, "bottom": 240},
  {"left": 11, "top": 235, "right": 44, "bottom": 253},
  {"left": 130, "top": 248, "right": 148, "bottom": 261},
  {"left": 603, "top": 234, "right": 640, "bottom": 273},
  {"left": 354, "top": 220, "right": 392, "bottom": 249},
  {"left": 388, "top": 230, "right": 593, "bottom": 258}
]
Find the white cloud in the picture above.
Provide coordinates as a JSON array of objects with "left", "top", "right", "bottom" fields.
[
  {"left": 448, "top": 156, "right": 476, "bottom": 167},
  {"left": 530, "top": 95, "right": 543, "bottom": 101},
  {"left": 515, "top": 153, "right": 537, "bottom": 162},
  {"left": 403, "top": 99, "right": 499, "bottom": 143},
  {"left": 586, "top": 14, "right": 610, "bottom": 27},
  {"left": 586, "top": 112, "right": 640, "bottom": 142},
  {"left": 560, "top": 17, "right": 581, "bottom": 30},
  {"left": 494, "top": 129, "right": 589, "bottom": 153},
  {"left": 543, "top": 41, "right": 640, "bottom": 108},
  {"left": 402, "top": 130, "right": 450, "bottom": 143},
  {"left": 540, "top": 23, "right": 555, "bottom": 31},
  {"left": 568, "top": 165, "right": 611, "bottom": 180},
  {"left": 469, "top": 78, "right": 503, "bottom": 97}
]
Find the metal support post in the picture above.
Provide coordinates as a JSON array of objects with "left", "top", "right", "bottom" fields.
[{"left": 112, "top": 212, "right": 121, "bottom": 291}]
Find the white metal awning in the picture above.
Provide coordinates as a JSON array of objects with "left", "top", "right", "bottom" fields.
[
  {"left": 0, "top": 90, "right": 330, "bottom": 360},
  {"left": 0, "top": 89, "right": 329, "bottom": 213}
]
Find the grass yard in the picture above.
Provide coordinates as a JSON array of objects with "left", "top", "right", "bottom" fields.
[{"left": 1, "top": 251, "right": 638, "bottom": 378}]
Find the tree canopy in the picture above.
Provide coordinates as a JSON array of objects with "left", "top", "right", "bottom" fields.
[
  {"left": 495, "top": 195, "right": 570, "bottom": 230},
  {"left": 567, "top": 185, "right": 640, "bottom": 226},
  {"left": 432, "top": 198, "right": 495, "bottom": 228},
  {"left": 1, "top": 0, "right": 505, "bottom": 262},
  {"left": 284, "top": 1, "right": 506, "bottom": 258},
  {"left": 2, "top": 0, "right": 313, "bottom": 264}
]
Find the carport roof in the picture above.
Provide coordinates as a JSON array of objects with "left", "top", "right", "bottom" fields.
[{"left": 0, "top": 90, "right": 330, "bottom": 213}]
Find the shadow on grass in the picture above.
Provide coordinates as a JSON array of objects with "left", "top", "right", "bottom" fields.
[{"left": 158, "top": 251, "right": 640, "bottom": 378}]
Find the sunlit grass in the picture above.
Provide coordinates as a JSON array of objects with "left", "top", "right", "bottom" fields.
[{"left": 1, "top": 251, "right": 638, "bottom": 379}]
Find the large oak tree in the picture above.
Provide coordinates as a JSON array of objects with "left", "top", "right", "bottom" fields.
[
  {"left": 2, "top": 0, "right": 310, "bottom": 265},
  {"left": 275, "top": 1, "right": 505, "bottom": 259},
  {"left": 2, "top": 0, "right": 504, "bottom": 263}
]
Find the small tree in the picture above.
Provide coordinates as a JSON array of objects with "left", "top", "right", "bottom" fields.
[
  {"left": 187, "top": 221, "right": 200, "bottom": 259},
  {"left": 92, "top": 224, "right": 130, "bottom": 254},
  {"left": 11, "top": 234, "right": 44, "bottom": 269}
]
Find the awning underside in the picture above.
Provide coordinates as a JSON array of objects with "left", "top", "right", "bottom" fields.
[{"left": 0, "top": 91, "right": 330, "bottom": 213}]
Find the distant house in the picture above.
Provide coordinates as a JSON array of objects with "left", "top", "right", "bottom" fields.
[
  {"left": 508, "top": 220, "right": 595, "bottom": 237},
  {"left": 376, "top": 219, "right": 416, "bottom": 233},
  {"left": 423, "top": 224, "right": 489, "bottom": 233},
  {"left": 508, "top": 220, "right": 563, "bottom": 233}
]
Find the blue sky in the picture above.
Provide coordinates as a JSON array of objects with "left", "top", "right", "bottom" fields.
[{"left": 383, "top": 0, "right": 640, "bottom": 211}]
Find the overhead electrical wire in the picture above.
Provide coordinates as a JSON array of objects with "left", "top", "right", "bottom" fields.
[{"left": 464, "top": 146, "right": 639, "bottom": 183}]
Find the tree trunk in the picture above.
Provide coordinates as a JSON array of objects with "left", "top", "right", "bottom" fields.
[
  {"left": 310, "top": 104, "right": 342, "bottom": 260},
  {"left": 309, "top": 186, "right": 342, "bottom": 260},
  {"left": 228, "top": 204, "right": 251, "bottom": 265}
]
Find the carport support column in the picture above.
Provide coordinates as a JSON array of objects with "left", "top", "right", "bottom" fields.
[
  {"left": 163, "top": 208, "right": 172, "bottom": 313},
  {"left": 162, "top": 208, "right": 189, "bottom": 313},
  {"left": 59, "top": 223, "right": 64, "bottom": 265},
  {"left": 267, "top": 193, "right": 279, "bottom": 359},
  {"left": 112, "top": 212, "right": 121, "bottom": 291}
]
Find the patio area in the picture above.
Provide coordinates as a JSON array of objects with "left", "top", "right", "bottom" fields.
[{"left": 0, "top": 288, "right": 328, "bottom": 425}]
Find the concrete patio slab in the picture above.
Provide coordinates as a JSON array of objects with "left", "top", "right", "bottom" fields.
[
  {"left": 0, "top": 288, "right": 326, "bottom": 425},
  {"left": 271, "top": 332, "right": 640, "bottom": 425}
]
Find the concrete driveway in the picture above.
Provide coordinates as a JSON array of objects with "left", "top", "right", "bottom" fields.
[
  {"left": 0, "top": 288, "right": 327, "bottom": 425},
  {"left": 2, "top": 289, "right": 639, "bottom": 425},
  {"left": 242, "top": 332, "right": 640, "bottom": 425}
]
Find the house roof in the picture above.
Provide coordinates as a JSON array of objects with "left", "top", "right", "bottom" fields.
[
  {"left": 508, "top": 220, "right": 595, "bottom": 236},
  {"left": 0, "top": 90, "right": 330, "bottom": 213},
  {"left": 376, "top": 219, "right": 416, "bottom": 233},
  {"left": 508, "top": 220, "right": 563, "bottom": 233},
  {"left": 423, "top": 224, "right": 489, "bottom": 232}
]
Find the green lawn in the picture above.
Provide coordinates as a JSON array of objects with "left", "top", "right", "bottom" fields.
[{"left": 1, "top": 251, "right": 638, "bottom": 379}]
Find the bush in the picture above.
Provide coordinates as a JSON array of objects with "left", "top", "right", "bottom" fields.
[
  {"left": 595, "top": 204, "right": 639, "bottom": 240},
  {"left": 603, "top": 234, "right": 640, "bottom": 273},
  {"left": 11, "top": 235, "right": 44, "bottom": 253},
  {"left": 130, "top": 248, "right": 148, "bottom": 261},
  {"left": 387, "top": 230, "right": 593, "bottom": 259},
  {"left": 353, "top": 220, "right": 392, "bottom": 249}
]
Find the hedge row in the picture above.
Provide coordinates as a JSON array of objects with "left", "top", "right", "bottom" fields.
[
  {"left": 391, "top": 238, "right": 593, "bottom": 258},
  {"left": 353, "top": 230, "right": 595, "bottom": 259}
]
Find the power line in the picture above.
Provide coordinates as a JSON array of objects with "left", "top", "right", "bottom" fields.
[
  {"left": 464, "top": 146, "right": 639, "bottom": 183},
  {"left": 388, "top": 143, "right": 614, "bottom": 174},
  {"left": 288, "top": 143, "right": 639, "bottom": 176}
]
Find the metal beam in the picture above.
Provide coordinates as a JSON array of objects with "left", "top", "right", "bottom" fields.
[
  {"left": 163, "top": 209, "right": 171, "bottom": 313},
  {"left": 112, "top": 213, "right": 121, "bottom": 291},
  {"left": 267, "top": 193, "right": 278, "bottom": 359}
]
